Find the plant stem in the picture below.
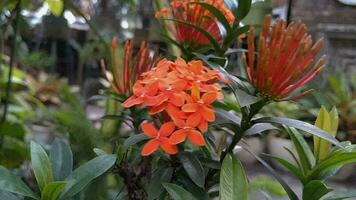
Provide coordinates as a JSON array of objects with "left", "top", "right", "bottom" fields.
[
  {"left": 1, "top": 0, "right": 22, "bottom": 123},
  {"left": 219, "top": 99, "right": 268, "bottom": 162}
]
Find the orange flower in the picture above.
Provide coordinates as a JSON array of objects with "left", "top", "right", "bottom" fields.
[
  {"left": 123, "top": 57, "right": 224, "bottom": 155},
  {"left": 245, "top": 15, "right": 325, "bottom": 101},
  {"left": 182, "top": 85, "right": 217, "bottom": 132},
  {"left": 101, "top": 37, "right": 157, "bottom": 95},
  {"left": 141, "top": 122, "right": 178, "bottom": 156},
  {"left": 169, "top": 119, "right": 205, "bottom": 146},
  {"left": 155, "top": 0, "right": 235, "bottom": 46}
]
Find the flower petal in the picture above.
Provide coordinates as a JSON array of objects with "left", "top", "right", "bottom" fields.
[
  {"left": 149, "top": 102, "right": 167, "bottom": 115},
  {"left": 141, "top": 139, "right": 160, "bottom": 156},
  {"left": 187, "top": 112, "right": 201, "bottom": 127},
  {"left": 182, "top": 103, "right": 199, "bottom": 112},
  {"left": 169, "top": 129, "right": 187, "bottom": 145},
  {"left": 160, "top": 138, "right": 178, "bottom": 154},
  {"left": 201, "top": 106, "right": 215, "bottom": 122},
  {"left": 122, "top": 96, "right": 143, "bottom": 108},
  {"left": 188, "top": 130, "right": 205, "bottom": 146},
  {"left": 198, "top": 121, "right": 208, "bottom": 133},
  {"left": 141, "top": 123, "right": 158, "bottom": 138},
  {"left": 159, "top": 122, "right": 176, "bottom": 137},
  {"left": 202, "top": 92, "right": 217, "bottom": 104},
  {"left": 169, "top": 92, "right": 185, "bottom": 107}
]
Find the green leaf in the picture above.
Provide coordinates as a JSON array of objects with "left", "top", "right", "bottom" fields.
[
  {"left": 246, "top": 149, "right": 299, "bottom": 200},
  {"left": 146, "top": 167, "right": 173, "bottom": 200},
  {"left": 248, "top": 177, "right": 287, "bottom": 197},
  {"left": 50, "top": 139, "right": 73, "bottom": 181},
  {"left": 225, "top": 0, "right": 252, "bottom": 22},
  {"left": 60, "top": 154, "right": 116, "bottom": 199},
  {"left": 0, "top": 190, "right": 21, "bottom": 200},
  {"left": 41, "top": 181, "right": 67, "bottom": 200},
  {"left": 0, "top": 121, "right": 25, "bottom": 139},
  {"left": 245, "top": 123, "right": 277, "bottom": 136},
  {"left": 178, "top": 152, "right": 205, "bottom": 188},
  {"left": 254, "top": 117, "right": 341, "bottom": 147},
  {"left": 308, "top": 152, "right": 356, "bottom": 180},
  {"left": 162, "top": 183, "right": 197, "bottom": 200},
  {"left": 163, "top": 19, "right": 222, "bottom": 52},
  {"left": 314, "top": 106, "right": 339, "bottom": 161},
  {"left": 191, "top": 2, "right": 232, "bottom": 32},
  {"left": 0, "top": 166, "right": 39, "bottom": 199},
  {"left": 220, "top": 154, "right": 248, "bottom": 200},
  {"left": 46, "top": 0, "right": 63, "bottom": 16},
  {"left": 324, "top": 190, "right": 356, "bottom": 200},
  {"left": 223, "top": 25, "right": 249, "bottom": 48},
  {"left": 123, "top": 133, "right": 148, "bottom": 149},
  {"left": 31, "top": 141, "right": 53, "bottom": 192},
  {"left": 302, "top": 180, "right": 332, "bottom": 200},
  {"left": 286, "top": 128, "right": 315, "bottom": 174},
  {"left": 265, "top": 154, "right": 305, "bottom": 182},
  {"left": 93, "top": 148, "right": 107, "bottom": 156}
]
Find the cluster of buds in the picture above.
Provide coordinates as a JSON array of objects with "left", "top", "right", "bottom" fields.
[
  {"left": 101, "top": 37, "right": 158, "bottom": 96},
  {"left": 123, "top": 58, "right": 224, "bottom": 156},
  {"left": 155, "top": 0, "right": 235, "bottom": 46},
  {"left": 244, "top": 15, "right": 325, "bottom": 101}
]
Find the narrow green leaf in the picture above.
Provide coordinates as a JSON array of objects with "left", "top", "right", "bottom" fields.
[
  {"left": 245, "top": 123, "right": 277, "bottom": 136},
  {"left": 302, "top": 180, "right": 332, "bottom": 200},
  {"left": 46, "top": 0, "right": 63, "bottom": 16},
  {"left": 60, "top": 154, "right": 116, "bottom": 199},
  {"left": 163, "top": 19, "right": 222, "bottom": 52},
  {"left": 31, "top": 141, "right": 53, "bottom": 192},
  {"left": 315, "top": 106, "right": 339, "bottom": 161},
  {"left": 93, "top": 148, "right": 107, "bottom": 156},
  {"left": 254, "top": 117, "right": 341, "bottom": 147},
  {"left": 286, "top": 128, "right": 315, "bottom": 173},
  {"left": 324, "top": 190, "right": 356, "bottom": 200},
  {"left": 309, "top": 152, "right": 356, "bottom": 179},
  {"left": 191, "top": 2, "right": 232, "bottom": 32},
  {"left": 0, "top": 166, "right": 39, "bottom": 199},
  {"left": 0, "top": 190, "right": 21, "bottom": 200},
  {"left": 223, "top": 25, "right": 249, "bottom": 47},
  {"left": 245, "top": 149, "right": 299, "bottom": 200},
  {"left": 41, "top": 181, "right": 67, "bottom": 200},
  {"left": 178, "top": 152, "right": 205, "bottom": 188},
  {"left": 50, "top": 139, "right": 73, "bottom": 181},
  {"left": 220, "top": 154, "right": 248, "bottom": 200},
  {"left": 123, "top": 133, "right": 148, "bottom": 149},
  {"left": 265, "top": 154, "right": 305, "bottom": 182},
  {"left": 235, "top": 0, "right": 252, "bottom": 21},
  {"left": 163, "top": 183, "right": 197, "bottom": 200}
]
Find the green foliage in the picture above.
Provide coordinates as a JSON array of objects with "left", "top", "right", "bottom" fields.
[
  {"left": 302, "top": 180, "right": 332, "bottom": 200},
  {"left": 220, "top": 154, "right": 248, "bottom": 200},
  {"left": 163, "top": 183, "right": 197, "bottom": 200},
  {"left": 248, "top": 177, "right": 287, "bottom": 197},
  {"left": 178, "top": 152, "right": 205, "bottom": 188},
  {"left": 31, "top": 141, "right": 54, "bottom": 191},
  {"left": 0, "top": 139, "right": 116, "bottom": 200},
  {"left": 314, "top": 106, "right": 339, "bottom": 161}
]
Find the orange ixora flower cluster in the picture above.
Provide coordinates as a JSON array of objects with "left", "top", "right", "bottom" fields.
[
  {"left": 155, "top": 0, "right": 235, "bottom": 46},
  {"left": 123, "top": 58, "right": 224, "bottom": 156},
  {"left": 244, "top": 15, "right": 325, "bottom": 101}
]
